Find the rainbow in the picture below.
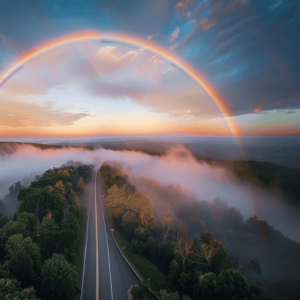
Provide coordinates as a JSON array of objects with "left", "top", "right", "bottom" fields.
[{"left": 0, "top": 30, "right": 241, "bottom": 137}]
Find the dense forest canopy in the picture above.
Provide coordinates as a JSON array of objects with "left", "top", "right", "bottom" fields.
[{"left": 0, "top": 164, "right": 93, "bottom": 299}]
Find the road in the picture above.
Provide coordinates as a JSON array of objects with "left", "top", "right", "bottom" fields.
[{"left": 80, "top": 170, "right": 140, "bottom": 300}]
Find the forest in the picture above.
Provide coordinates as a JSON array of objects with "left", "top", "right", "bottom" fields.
[
  {"left": 100, "top": 164, "right": 271, "bottom": 300},
  {"left": 0, "top": 164, "right": 92, "bottom": 300}
]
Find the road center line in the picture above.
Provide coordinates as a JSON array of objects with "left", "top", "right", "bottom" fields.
[
  {"left": 79, "top": 169, "right": 92, "bottom": 300},
  {"left": 95, "top": 172, "right": 99, "bottom": 300},
  {"left": 98, "top": 173, "right": 114, "bottom": 300}
]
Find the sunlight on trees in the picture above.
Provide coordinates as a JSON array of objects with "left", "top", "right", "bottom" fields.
[{"left": 122, "top": 192, "right": 156, "bottom": 229}]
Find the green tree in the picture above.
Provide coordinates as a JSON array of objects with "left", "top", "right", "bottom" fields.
[
  {"left": 160, "top": 290, "right": 191, "bottom": 300},
  {"left": 41, "top": 254, "right": 79, "bottom": 300},
  {"left": 0, "top": 278, "right": 39, "bottom": 300},
  {"left": 215, "top": 269, "right": 262, "bottom": 300},
  {"left": 16, "top": 212, "right": 36, "bottom": 232},
  {"left": 198, "top": 269, "right": 262, "bottom": 300},
  {"left": 5, "top": 234, "right": 42, "bottom": 287},
  {"left": 39, "top": 217, "right": 60, "bottom": 259},
  {"left": 132, "top": 279, "right": 150, "bottom": 300},
  {"left": 0, "top": 262, "right": 9, "bottom": 278},
  {"left": 0, "top": 214, "right": 10, "bottom": 229},
  {"left": 0, "top": 220, "right": 30, "bottom": 256},
  {"left": 0, "top": 200, "right": 5, "bottom": 215},
  {"left": 198, "top": 272, "right": 218, "bottom": 299},
  {"left": 168, "top": 259, "right": 179, "bottom": 283}
]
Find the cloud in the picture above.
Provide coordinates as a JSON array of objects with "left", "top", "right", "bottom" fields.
[
  {"left": 3, "top": 81, "right": 38, "bottom": 95},
  {"left": 173, "top": 0, "right": 248, "bottom": 50},
  {"left": 0, "top": 98, "right": 90, "bottom": 127},
  {"left": 170, "top": 26, "right": 180, "bottom": 42},
  {"left": 199, "top": 0, "right": 248, "bottom": 31},
  {"left": 175, "top": 0, "right": 194, "bottom": 18},
  {"left": 90, "top": 46, "right": 140, "bottom": 76},
  {"left": 129, "top": 88, "right": 218, "bottom": 117},
  {"left": 254, "top": 107, "right": 263, "bottom": 114}
]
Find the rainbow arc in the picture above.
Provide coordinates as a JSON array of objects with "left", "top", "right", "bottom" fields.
[{"left": 0, "top": 30, "right": 241, "bottom": 138}]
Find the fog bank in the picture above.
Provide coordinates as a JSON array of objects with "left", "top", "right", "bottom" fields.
[{"left": 0, "top": 144, "right": 299, "bottom": 242}]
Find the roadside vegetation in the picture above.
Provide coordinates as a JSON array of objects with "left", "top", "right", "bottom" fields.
[
  {"left": 100, "top": 164, "right": 263, "bottom": 300},
  {"left": 0, "top": 164, "right": 93, "bottom": 299}
]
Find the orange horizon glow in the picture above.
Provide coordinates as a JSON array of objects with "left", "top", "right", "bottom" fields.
[{"left": 0, "top": 30, "right": 241, "bottom": 138}]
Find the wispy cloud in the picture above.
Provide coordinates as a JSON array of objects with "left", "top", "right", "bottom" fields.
[
  {"left": 0, "top": 98, "right": 91, "bottom": 127},
  {"left": 170, "top": 26, "right": 180, "bottom": 42}
]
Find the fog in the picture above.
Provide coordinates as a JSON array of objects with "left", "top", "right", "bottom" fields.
[{"left": 0, "top": 144, "right": 299, "bottom": 242}]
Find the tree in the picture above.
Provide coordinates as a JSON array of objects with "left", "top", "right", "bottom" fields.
[
  {"left": 41, "top": 254, "right": 79, "bottom": 300},
  {"left": 16, "top": 212, "right": 36, "bottom": 232},
  {"left": 100, "top": 165, "right": 124, "bottom": 188},
  {"left": 160, "top": 290, "right": 180, "bottom": 300},
  {"left": 0, "top": 278, "right": 39, "bottom": 300},
  {"left": 198, "top": 272, "right": 217, "bottom": 299},
  {"left": 5, "top": 234, "right": 42, "bottom": 286},
  {"left": 215, "top": 269, "right": 262, "bottom": 299},
  {"left": 160, "top": 290, "right": 191, "bottom": 300},
  {"left": 105, "top": 184, "right": 128, "bottom": 219},
  {"left": 77, "top": 177, "right": 85, "bottom": 192},
  {"left": 197, "top": 232, "right": 228, "bottom": 273},
  {"left": 122, "top": 192, "right": 156, "bottom": 229},
  {"left": 132, "top": 279, "right": 150, "bottom": 300},
  {"left": 39, "top": 217, "right": 60, "bottom": 259},
  {"left": 0, "top": 200, "right": 5, "bottom": 215},
  {"left": 0, "top": 214, "right": 10, "bottom": 228},
  {"left": 194, "top": 240, "right": 221, "bottom": 265},
  {"left": 198, "top": 269, "right": 262, "bottom": 300},
  {"left": 57, "top": 168, "right": 70, "bottom": 176},
  {"left": 173, "top": 230, "right": 194, "bottom": 270},
  {"left": 54, "top": 180, "right": 65, "bottom": 198},
  {"left": 161, "top": 217, "right": 172, "bottom": 245},
  {"left": 0, "top": 220, "right": 30, "bottom": 251}
]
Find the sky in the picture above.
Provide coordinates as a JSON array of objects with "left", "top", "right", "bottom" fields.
[{"left": 0, "top": 0, "right": 299, "bottom": 139}]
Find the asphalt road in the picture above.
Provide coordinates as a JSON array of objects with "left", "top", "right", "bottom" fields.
[{"left": 80, "top": 170, "right": 140, "bottom": 300}]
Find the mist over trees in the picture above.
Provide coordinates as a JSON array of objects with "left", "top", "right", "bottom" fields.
[
  {"left": 100, "top": 164, "right": 266, "bottom": 300},
  {"left": 101, "top": 162, "right": 300, "bottom": 300}
]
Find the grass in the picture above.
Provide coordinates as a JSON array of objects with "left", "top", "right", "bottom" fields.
[{"left": 113, "top": 231, "right": 169, "bottom": 294}]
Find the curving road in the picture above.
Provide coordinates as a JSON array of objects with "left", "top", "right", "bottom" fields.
[{"left": 80, "top": 170, "right": 140, "bottom": 300}]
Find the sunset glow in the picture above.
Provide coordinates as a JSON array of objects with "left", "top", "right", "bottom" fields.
[{"left": 0, "top": 31, "right": 240, "bottom": 138}]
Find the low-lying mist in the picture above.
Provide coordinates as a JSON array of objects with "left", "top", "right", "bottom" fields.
[{"left": 0, "top": 144, "right": 299, "bottom": 242}]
